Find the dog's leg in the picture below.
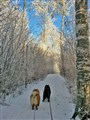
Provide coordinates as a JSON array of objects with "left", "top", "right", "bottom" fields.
[
  {"left": 32, "top": 104, "right": 34, "bottom": 110},
  {"left": 42, "top": 94, "right": 45, "bottom": 102},
  {"left": 43, "top": 96, "right": 46, "bottom": 102},
  {"left": 47, "top": 95, "right": 50, "bottom": 102},
  {"left": 48, "top": 99, "right": 50, "bottom": 102},
  {"left": 36, "top": 106, "right": 38, "bottom": 110},
  {"left": 42, "top": 99, "right": 44, "bottom": 102},
  {"left": 47, "top": 92, "right": 50, "bottom": 102}
]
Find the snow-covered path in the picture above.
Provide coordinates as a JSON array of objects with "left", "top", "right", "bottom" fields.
[{"left": 0, "top": 74, "right": 75, "bottom": 120}]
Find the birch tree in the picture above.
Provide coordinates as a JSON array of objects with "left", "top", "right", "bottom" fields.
[{"left": 72, "top": 0, "right": 90, "bottom": 119}]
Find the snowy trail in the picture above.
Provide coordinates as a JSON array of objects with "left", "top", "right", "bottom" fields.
[{"left": 0, "top": 74, "right": 75, "bottom": 120}]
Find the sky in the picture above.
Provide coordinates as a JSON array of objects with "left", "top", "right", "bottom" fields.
[
  {"left": 26, "top": 0, "right": 62, "bottom": 38},
  {"left": 12, "top": 0, "right": 62, "bottom": 38},
  {"left": 12, "top": 0, "right": 90, "bottom": 38}
]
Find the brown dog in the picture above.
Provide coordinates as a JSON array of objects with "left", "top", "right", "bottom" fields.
[{"left": 30, "top": 89, "right": 40, "bottom": 110}]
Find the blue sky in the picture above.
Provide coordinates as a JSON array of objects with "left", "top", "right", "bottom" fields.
[
  {"left": 12, "top": 0, "right": 62, "bottom": 38},
  {"left": 26, "top": 0, "right": 62, "bottom": 38},
  {"left": 12, "top": 0, "right": 90, "bottom": 38}
]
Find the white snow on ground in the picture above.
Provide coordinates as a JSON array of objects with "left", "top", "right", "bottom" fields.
[{"left": 0, "top": 74, "right": 75, "bottom": 120}]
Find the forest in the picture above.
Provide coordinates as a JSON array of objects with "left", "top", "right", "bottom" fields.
[{"left": 0, "top": 0, "right": 90, "bottom": 120}]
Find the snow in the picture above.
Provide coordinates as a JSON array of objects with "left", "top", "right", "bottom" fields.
[{"left": 0, "top": 74, "right": 75, "bottom": 120}]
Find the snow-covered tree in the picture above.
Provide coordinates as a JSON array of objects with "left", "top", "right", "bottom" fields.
[
  {"left": 72, "top": 0, "right": 90, "bottom": 119},
  {"left": 0, "top": 0, "right": 29, "bottom": 99}
]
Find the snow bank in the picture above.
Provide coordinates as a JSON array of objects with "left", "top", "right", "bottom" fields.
[{"left": 0, "top": 74, "right": 75, "bottom": 120}]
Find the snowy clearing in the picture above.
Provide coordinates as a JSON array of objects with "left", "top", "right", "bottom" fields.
[{"left": 0, "top": 74, "right": 75, "bottom": 120}]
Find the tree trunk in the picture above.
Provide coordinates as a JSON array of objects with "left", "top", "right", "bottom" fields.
[
  {"left": 25, "top": 44, "right": 28, "bottom": 88},
  {"left": 60, "top": 0, "right": 65, "bottom": 76},
  {"left": 72, "top": 0, "right": 90, "bottom": 119}
]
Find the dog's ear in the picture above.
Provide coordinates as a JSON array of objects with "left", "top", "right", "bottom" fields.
[{"left": 45, "top": 85, "right": 47, "bottom": 87}]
